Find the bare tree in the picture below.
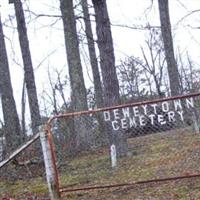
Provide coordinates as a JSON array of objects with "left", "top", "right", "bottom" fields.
[
  {"left": 81, "top": 0, "right": 109, "bottom": 146},
  {"left": 21, "top": 78, "right": 26, "bottom": 138},
  {"left": 45, "top": 66, "right": 68, "bottom": 115},
  {"left": 117, "top": 57, "right": 145, "bottom": 100},
  {"left": 47, "top": 66, "right": 59, "bottom": 115},
  {"left": 54, "top": 68, "right": 68, "bottom": 110},
  {"left": 12, "top": 0, "right": 41, "bottom": 134},
  {"left": 158, "top": 0, "right": 181, "bottom": 96},
  {"left": 178, "top": 51, "right": 200, "bottom": 93},
  {"left": 60, "top": 0, "right": 92, "bottom": 152},
  {"left": 141, "top": 29, "right": 165, "bottom": 97},
  {"left": 81, "top": 0, "right": 104, "bottom": 108},
  {"left": 0, "top": 15, "right": 22, "bottom": 152},
  {"left": 92, "top": 0, "right": 128, "bottom": 157}
]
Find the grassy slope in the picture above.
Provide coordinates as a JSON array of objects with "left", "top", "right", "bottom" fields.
[{"left": 1, "top": 128, "right": 200, "bottom": 199}]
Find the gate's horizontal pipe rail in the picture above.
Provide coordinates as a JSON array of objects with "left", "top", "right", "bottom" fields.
[
  {"left": 47, "top": 92, "right": 200, "bottom": 125},
  {"left": 59, "top": 173, "right": 200, "bottom": 193}
]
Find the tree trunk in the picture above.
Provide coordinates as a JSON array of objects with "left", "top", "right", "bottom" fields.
[
  {"left": 0, "top": 15, "right": 22, "bottom": 152},
  {"left": 81, "top": 0, "right": 108, "bottom": 146},
  {"left": 92, "top": 0, "right": 128, "bottom": 157},
  {"left": 81, "top": 0, "right": 104, "bottom": 108},
  {"left": 158, "top": 0, "right": 180, "bottom": 96},
  {"left": 13, "top": 0, "right": 41, "bottom": 134},
  {"left": 21, "top": 79, "right": 26, "bottom": 139},
  {"left": 60, "top": 0, "right": 92, "bottom": 152},
  {"left": 92, "top": 0, "right": 120, "bottom": 106}
]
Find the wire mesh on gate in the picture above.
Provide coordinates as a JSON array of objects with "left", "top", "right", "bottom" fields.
[{"left": 47, "top": 92, "right": 200, "bottom": 196}]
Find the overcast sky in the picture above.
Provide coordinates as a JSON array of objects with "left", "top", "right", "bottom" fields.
[{"left": 0, "top": 0, "right": 200, "bottom": 121}]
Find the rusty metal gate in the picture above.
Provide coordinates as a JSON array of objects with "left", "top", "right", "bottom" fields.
[{"left": 45, "top": 92, "right": 200, "bottom": 197}]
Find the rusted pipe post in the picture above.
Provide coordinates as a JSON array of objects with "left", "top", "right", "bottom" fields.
[{"left": 39, "top": 126, "right": 60, "bottom": 200}]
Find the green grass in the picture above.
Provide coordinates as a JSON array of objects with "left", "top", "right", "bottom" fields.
[
  {"left": 1, "top": 128, "right": 200, "bottom": 199},
  {"left": 0, "top": 177, "right": 48, "bottom": 199}
]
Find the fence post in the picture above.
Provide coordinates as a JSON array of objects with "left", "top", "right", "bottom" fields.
[
  {"left": 192, "top": 114, "right": 199, "bottom": 133},
  {"left": 110, "top": 144, "right": 117, "bottom": 168},
  {"left": 39, "top": 126, "right": 60, "bottom": 200}
]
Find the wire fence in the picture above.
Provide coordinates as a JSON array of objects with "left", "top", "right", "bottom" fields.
[
  {"left": 46, "top": 92, "right": 200, "bottom": 196},
  {"left": 1, "top": 93, "right": 200, "bottom": 199}
]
